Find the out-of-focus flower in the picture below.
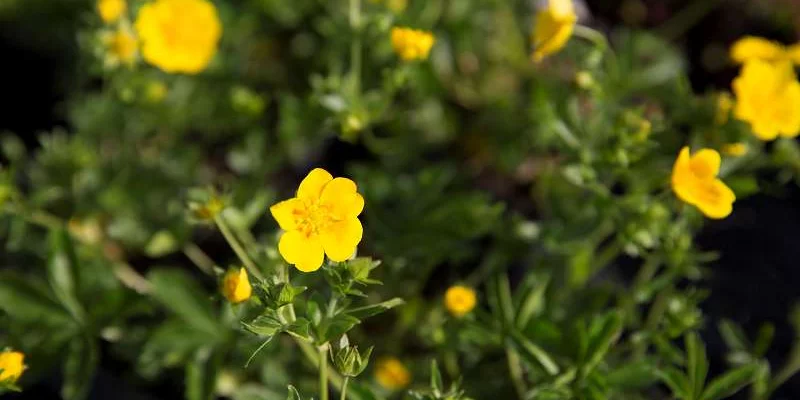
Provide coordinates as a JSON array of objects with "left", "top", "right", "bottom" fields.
[
  {"left": 270, "top": 168, "right": 364, "bottom": 272},
  {"left": 444, "top": 285, "right": 477, "bottom": 317},
  {"left": 715, "top": 92, "right": 734, "bottom": 125},
  {"left": 135, "top": 0, "right": 222, "bottom": 74},
  {"left": 97, "top": 0, "right": 126, "bottom": 24},
  {"left": 730, "top": 36, "right": 800, "bottom": 65},
  {"left": 531, "top": 0, "right": 576, "bottom": 62},
  {"left": 0, "top": 350, "right": 25, "bottom": 383},
  {"left": 733, "top": 60, "right": 800, "bottom": 140},
  {"left": 671, "top": 147, "right": 735, "bottom": 219},
  {"left": 145, "top": 80, "right": 168, "bottom": 103},
  {"left": 103, "top": 27, "right": 138, "bottom": 67},
  {"left": 222, "top": 267, "right": 252, "bottom": 304},
  {"left": 722, "top": 143, "right": 748, "bottom": 157},
  {"left": 374, "top": 357, "right": 410, "bottom": 390},
  {"left": 391, "top": 27, "right": 435, "bottom": 61}
]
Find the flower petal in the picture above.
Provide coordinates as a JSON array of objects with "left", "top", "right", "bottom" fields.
[
  {"left": 321, "top": 177, "right": 364, "bottom": 219},
  {"left": 730, "top": 36, "right": 785, "bottom": 64},
  {"left": 689, "top": 149, "right": 721, "bottom": 179},
  {"left": 321, "top": 218, "right": 363, "bottom": 262},
  {"left": 671, "top": 147, "right": 695, "bottom": 202},
  {"left": 278, "top": 231, "right": 325, "bottom": 272},
  {"left": 693, "top": 179, "right": 736, "bottom": 219},
  {"left": 297, "top": 168, "right": 333, "bottom": 200},
  {"left": 269, "top": 198, "right": 304, "bottom": 230}
]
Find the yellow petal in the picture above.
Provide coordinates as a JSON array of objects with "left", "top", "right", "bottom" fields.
[
  {"left": 0, "top": 351, "right": 25, "bottom": 382},
  {"left": 297, "top": 168, "right": 333, "bottom": 200},
  {"left": 320, "top": 177, "right": 364, "bottom": 219},
  {"left": 730, "top": 36, "right": 786, "bottom": 64},
  {"left": 532, "top": 9, "right": 576, "bottom": 62},
  {"left": 692, "top": 179, "right": 736, "bottom": 219},
  {"left": 548, "top": 0, "right": 575, "bottom": 18},
  {"left": 269, "top": 198, "right": 304, "bottom": 230},
  {"left": 321, "top": 218, "right": 363, "bottom": 262},
  {"left": 787, "top": 43, "right": 800, "bottom": 65},
  {"left": 688, "top": 149, "right": 721, "bottom": 179},
  {"left": 671, "top": 147, "right": 695, "bottom": 204},
  {"left": 278, "top": 230, "right": 325, "bottom": 272}
]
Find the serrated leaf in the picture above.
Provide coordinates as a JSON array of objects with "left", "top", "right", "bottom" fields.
[{"left": 700, "top": 364, "right": 758, "bottom": 400}]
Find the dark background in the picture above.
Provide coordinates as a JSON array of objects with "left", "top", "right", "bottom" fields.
[{"left": 1, "top": 0, "right": 799, "bottom": 398}]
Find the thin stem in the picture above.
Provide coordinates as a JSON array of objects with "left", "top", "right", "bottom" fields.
[
  {"left": 182, "top": 242, "right": 216, "bottom": 275},
  {"left": 506, "top": 347, "right": 527, "bottom": 400},
  {"left": 214, "top": 213, "right": 264, "bottom": 280},
  {"left": 349, "top": 0, "right": 362, "bottom": 94},
  {"left": 340, "top": 376, "right": 350, "bottom": 400},
  {"left": 319, "top": 344, "right": 330, "bottom": 400}
]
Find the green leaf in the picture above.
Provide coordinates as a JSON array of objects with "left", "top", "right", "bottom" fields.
[
  {"left": 345, "top": 298, "right": 404, "bottom": 320},
  {"left": 286, "top": 385, "right": 302, "bottom": 400},
  {"left": 583, "top": 311, "right": 623, "bottom": 374},
  {"left": 62, "top": 336, "right": 98, "bottom": 400},
  {"left": 320, "top": 314, "right": 360, "bottom": 343},
  {"left": 700, "top": 364, "right": 759, "bottom": 400},
  {"left": 508, "top": 330, "right": 560, "bottom": 375},
  {"left": 718, "top": 319, "right": 749, "bottom": 352},
  {"left": 657, "top": 366, "right": 691, "bottom": 400},
  {"left": 0, "top": 271, "right": 72, "bottom": 326},
  {"left": 492, "top": 274, "right": 515, "bottom": 326},
  {"left": 606, "top": 359, "right": 659, "bottom": 389},
  {"left": 48, "top": 229, "right": 86, "bottom": 325},
  {"left": 430, "top": 360, "right": 443, "bottom": 393},
  {"left": 144, "top": 230, "right": 180, "bottom": 257},
  {"left": 515, "top": 274, "right": 549, "bottom": 330},
  {"left": 753, "top": 324, "right": 775, "bottom": 358},
  {"left": 186, "top": 349, "right": 219, "bottom": 400},
  {"left": 686, "top": 332, "right": 709, "bottom": 399},
  {"left": 147, "top": 269, "right": 222, "bottom": 338},
  {"left": 243, "top": 314, "right": 283, "bottom": 337}
]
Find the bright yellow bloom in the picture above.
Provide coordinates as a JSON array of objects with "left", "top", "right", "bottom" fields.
[
  {"left": 391, "top": 27, "right": 435, "bottom": 61},
  {"left": 135, "top": 0, "right": 222, "bottom": 74},
  {"left": 531, "top": 0, "right": 577, "bottom": 62},
  {"left": 375, "top": 357, "right": 410, "bottom": 390},
  {"left": 103, "top": 28, "right": 138, "bottom": 67},
  {"left": 97, "top": 0, "right": 126, "bottom": 24},
  {"left": 0, "top": 350, "right": 25, "bottom": 383},
  {"left": 671, "top": 147, "right": 735, "bottom": 219},
  {"left": 722, "top": 143, "right": 748, "bottom": 157},
  {"left": 733, "top": 60, "right": 800, "bottom": 140},
  {"left": 730, "top": 36, "right": 800, "bottom": 65},
  {"left": 270, "top": 168, "right": 364, "bottom": 272},
  {"left": 221, "top": 267, "right": 252, "bottom": 304},
  {"left": 444, "top": 285, "right": 476, "bottom": 317}
]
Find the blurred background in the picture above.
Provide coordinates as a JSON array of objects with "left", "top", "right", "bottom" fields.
[{"left": 1, "top": 0, "right": 800, "bottom": 399}]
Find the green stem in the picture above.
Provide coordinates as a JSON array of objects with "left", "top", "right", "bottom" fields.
[
  {"left": 214, "top": 214, "right": 264, "bottom": 281},
  {"left": 506, "top": 347, "right": 527, "bottom": 400},
  {"left": 182, "top": 242, "right": 216, "bottom": 275},
  {"left": 340, "top": 376, "right": 349, "bottom": 400},
  {"left": 349, "top": 0, "right": 362, "bottom": 94},
  {"left": 655, "top": 0, "right": 723, "bottom": 41},
  {"left": 319, "top": 344, "right": 330, "bottom": 400}
]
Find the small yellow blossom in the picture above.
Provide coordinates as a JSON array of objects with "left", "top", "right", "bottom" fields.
[
  {"left": 671, "top": 147, "right": 735, "bottom": 219},
  {"left": 0, "top": 350, "right": 25, "bottom": 383},
  {"left": 730, "top": 36, "right": 800, "bottom": 65},
  {"left": 97, "top": 0, "right": 126, "bottom": 24},
  {"left": 270, "top": 168, "right": 364, "bottom": 272},
  {"left": 391, "top": 27, "right": 435, "bottom": 61},
  {"left": 135, "top": 0, "right": 222, "bottom": 74},
  {"left": 722, "top": 143, "right": 748, "bottom": 157},
  {"left": 103, "top": 28, "right": 138, "bottom": 67},
  {"left": 733, "top": 60, "right": 800, "bottom": 140},
  {"left": 715, "top": 92, "right": 734, "bottom": 125},
  {"left": 222, "top": 267, "right": 252, "bottom": 304},
  {"left": 444, "top": 285, "right": 476, "bottom": 317},
  {"left": 531, "top": 0, "right": 577, "bottom": 62},
  {"left": 375, "top": 357, "right": 410, "bottom": 390}
]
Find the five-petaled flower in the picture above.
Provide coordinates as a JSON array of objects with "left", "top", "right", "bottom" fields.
[
  {"left": 374, "top": 357, "right": 411, "bottom": 390},
  {"left": 0, "top": 350, "right": 25, "bottom": 384},
  {"left": 531, "top": 0, "right": 577, "bottom": 62},
  {"left": 270, "top": 168, "right": 364, "bottom": 272},
  {"left": 135, "top": 0, "right": 222, "bottom": 74},
  {"left": 391, "top": 27, "right": 435, "bottom": 61},
  {"left": 444, "top": 285, "right": 477, "bottom": 317},
  {"left": 671, "top": 147, "right": 735, "bottom": 219},
  {"left": 103, "top": 28, "right": 138, "bottom": 67},
  {"left": 97, "top": 0, "right": 126, "bottom": 24},
  {"left": 221, "top": 267, "right": 252, "bottom": 304},
  {"left": 732, "top": 60, "right": 800, "bottom": 140}
]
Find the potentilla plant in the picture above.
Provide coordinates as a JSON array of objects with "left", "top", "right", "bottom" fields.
[{"left": 4, "top": 0, "right": 800, "bottom": 399}]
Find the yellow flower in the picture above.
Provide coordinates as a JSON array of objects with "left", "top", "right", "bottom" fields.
[
  {"left": 531, "top": 0, "right": 577, "bottom": 62},
  {"left": 0, "top": 350, "right": 25, "bottom": 383},
  {"left": 375, "top": 357, "right": 410, "bottom": 390},
  {"left": 733, "top": 60, "right": 800, "bottom": 140},
  {"left": 221, "top": 267, "right": 252, "bottom": 304},
  {"left": 391, "top": 27, "right": 435, "bottom": 61},
  {"left": 671, "top": 147, "right": 735, "bottom": 219},
  {"left": 97, "top": 0, "right": 126, "bottom": 24},
  {"left": 444, "top": 285, "right": 476, "bottom": 317},
  {"left": 270, "top": 168, "right": 364, "bottom": 272},
  {"left": 135, "top": 0, "right": 222, "bottom": 74},
  {"left": 722, "top": 143, "right": 748, "bottom": 157},
  {"left": 730, "top": 36, "right": 800, "bottom": 65},
  {"left": 103, "top": 28, "right": 138, "bottom": 67},
  {"left": 715, "top": 92, "right": 734, "bottom": 125}
]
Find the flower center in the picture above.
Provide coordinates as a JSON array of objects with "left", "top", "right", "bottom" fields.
[{"left": 293, "top": 200, "right": 333, "bottom": 238}]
